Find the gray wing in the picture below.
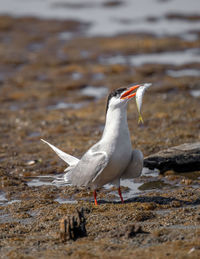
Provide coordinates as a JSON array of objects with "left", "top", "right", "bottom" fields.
[
  {"left": 65, "top": 149, "right": 108, "bottom": 187},
  {"left": 121, "top": 149, "right": 143, "bottom": 179}
]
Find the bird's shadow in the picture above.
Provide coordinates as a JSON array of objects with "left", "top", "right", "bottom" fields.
[{"left": 97, "top": 196, "right": 200, "bottom": 206}]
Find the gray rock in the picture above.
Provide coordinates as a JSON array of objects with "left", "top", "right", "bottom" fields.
[{"left": 144, "top": 142, "right": 200, "bottom": 173}]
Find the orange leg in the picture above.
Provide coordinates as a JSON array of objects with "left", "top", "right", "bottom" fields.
[
  {"left": 118, "top": 187, "right": 124, "bottom": 204},
  {"left": 94, "top": 190, "right": 98, "bottom": 205}
]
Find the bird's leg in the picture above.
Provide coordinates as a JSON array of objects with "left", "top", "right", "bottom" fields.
[
  {"left": 93, "top": 190, "right": 98, "bottom": 205},
  {"left": 118, "top": 187, "right": 124, "bottom": 203}
]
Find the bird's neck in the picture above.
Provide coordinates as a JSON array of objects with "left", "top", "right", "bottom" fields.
[{"left": 102, "top": 106, "right": 130, "bottom": 142}]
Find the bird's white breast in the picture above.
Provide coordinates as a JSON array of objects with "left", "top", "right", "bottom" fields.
[{"left": 92, "top": 106, "right": 132, "bottom": 188}]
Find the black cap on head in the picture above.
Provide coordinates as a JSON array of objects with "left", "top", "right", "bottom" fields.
[{"left": 105, "top": 87, "right": 127, "bottom": 113}]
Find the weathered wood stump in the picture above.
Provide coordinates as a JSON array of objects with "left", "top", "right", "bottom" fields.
[
  {"left": 144, "top": 142, "right": 200, "bottom": 173},
  {"left": 60, "top": 208, "right": 87, "bottom": 242}
]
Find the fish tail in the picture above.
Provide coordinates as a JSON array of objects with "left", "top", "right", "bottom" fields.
[
  {"left": 138, "top": 114, "right": 144, "bottom": 124},
  {"left": 136, "top": 101, "right": 143, "bottom": 124}
]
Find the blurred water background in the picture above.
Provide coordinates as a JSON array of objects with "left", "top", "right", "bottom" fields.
[{"left": 0, "top": 0, "right": 200, "bottom": 38}]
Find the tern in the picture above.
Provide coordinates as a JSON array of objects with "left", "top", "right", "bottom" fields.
[{"left": 42, "top": 84, "right": 144, "bottom": 205}]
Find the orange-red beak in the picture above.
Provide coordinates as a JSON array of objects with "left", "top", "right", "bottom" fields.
[{"left": 120, "top": 84, "right": 140, "bottom": 99}]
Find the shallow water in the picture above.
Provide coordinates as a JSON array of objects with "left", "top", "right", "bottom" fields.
[
  {"left": 28, "top": 132, "right": 41, "bottom": 138},
  {"left": 80, "top": 86, "right": 108, "bottom": 99},
  {"left": 0, "top": 0, "right": 200, "bottom": 38},
  {"left": 167, "top": 224, "right": 200, "bottom": 230},
  {"left": 27, "top": 175, "right": 62, "bottom": 187},
  {"left": 24, "top": 166, "right": 189, "bottom": 204},
  {"left": 25, "top": 168, "right": 163, "bottom": 203},
  {"left": 130, "top": 49, "right": 200, "bottom": 66},
  {"left": 0, "top": 192, "right": 7, "bottom": 205},
  {"left": 71, "top": 72, "right": 83, "bottom": 80},
  {"left": 0, "top": 192, "right": 21, "bottom": 206},
  {"left": 47, "top": 101, "right": 87, "bottom": 110},
  {"left": 167, "top": 69, "right": 200, "bottom": 78},
  {"left": 189, "top": 90, "right": 200, "bottom": 98},
  {"left": 54, "top": 197, "right": 78, "bottom": 204},
  {"left": 100, "top": 48, "right": 200, "bottom": 66}
]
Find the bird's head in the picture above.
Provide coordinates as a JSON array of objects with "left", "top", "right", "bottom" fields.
[{"left": 106, "top": 84, "right": 140, "bottom": 113}]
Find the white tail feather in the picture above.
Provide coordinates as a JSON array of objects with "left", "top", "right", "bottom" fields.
[{"left": 41, "top": 139, "right": 79, "bottom": 166}]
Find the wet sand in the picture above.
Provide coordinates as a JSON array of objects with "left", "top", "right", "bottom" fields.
[{"left": 0, "top": 15, "right": 200, "bottom": 258}]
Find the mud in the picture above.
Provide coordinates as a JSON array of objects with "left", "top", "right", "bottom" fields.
[{"left": 0, "top": 14, "right": 200, "bottom": 258}]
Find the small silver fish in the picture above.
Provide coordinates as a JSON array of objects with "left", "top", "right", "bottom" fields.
[{"left": 136, "top": 83, "right": 152, "bottom": 124}]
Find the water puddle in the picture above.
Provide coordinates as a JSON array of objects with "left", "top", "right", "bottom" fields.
[
  {"left": 58, "top": 31, "right": 76, "bottom": 41},
  {"left": 47, "top": 86, "right": 108, "bottom": 111},
  {"left": 100, "top": 48, "right": 200, "bottom": 67},
  {"left": 0, "top": 212, "right": 34, "bottom": 224},
  {"left": 71, "top": 72, "right": 83, "bottom": 80},
  {"left": 9, "top": 104, "right": 20, "bottom": 111},
  {"left": 27, "top": 42, "right": 44, "bottom": 52},
  {"left": 104, "top": 180, "right": 143, "bottom": 201},
  {"left": 189, "top": 90, "right": 200, "bottom": 98},
  {"left": 166, "top": 224, "right": 200, "bottom": 230},
  {"left": 0, "top": 192, "right": 7, "bottom": 205},
  {"left": 80, "top": 86, "right": 108, "bottom": 99},
  {"left": 99, "top": 55, "right": 127, "bottom": 65},
  {"left": 179, "top": 33, "right": 199, "bottom": 42},
  {"left": 0, "top": 192, "right": 21, "bottom": 206},
  {"left": 28, "top": 132, "right": 41, "bottom": 138},
  {"left": 0, "top": 156, "right": 6, "bottom": 162},
  {"left": 138, "top": 180, "right": 172, "bottom": 191},
  {"left": 26, "top": 175, "right": 62, "bottom": 187},
  {"left": 9, "top": 102, "right": 29, "bottom": 111},
  {"left": 103, "top": 168, "right": 175, "bottom": 201},
  {"left": 47, "top": 101, "right": 86, "bottom": 110},
  {"left": 80, "top": 50, "right": 90, "bottom": 58},
  {"left": 167, "top": 69, "right": 200, "bottom": 78},
  {"left": 24, "top": 167, "right": 198, "bottom": 203},
  {"left": 92, "top": 73, "right": 105, "bottom": 81},
  {"left": 0, "top": 212, "right": 18, "bottom": 224},
  {"left": 24, "top": 168, "right": 172, "bottom": 203},
  {"left": 54, "top": 197, "right": 78, "bottom": 204}
]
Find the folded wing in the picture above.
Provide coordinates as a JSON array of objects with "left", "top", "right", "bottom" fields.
[
  {"left": 121, "top": 149, "right": 143, "bottom": 179},
  {"left": 66, "top": 150, "right": 109, "bottom": 187}
]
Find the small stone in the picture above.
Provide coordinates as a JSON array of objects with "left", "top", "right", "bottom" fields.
[
  {"left": 181, "top": 179, "right": 192, "bottom": 185},
  {"left": 188, "top": 246, "right": 200, "bottom": 254},
  {"left": 25, "top": 160, "right": 37, "bottom": 166}
]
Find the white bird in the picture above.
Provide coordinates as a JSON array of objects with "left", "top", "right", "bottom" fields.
[{"left": 41, "top": 84, "right": 144, "bottom": 205}]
